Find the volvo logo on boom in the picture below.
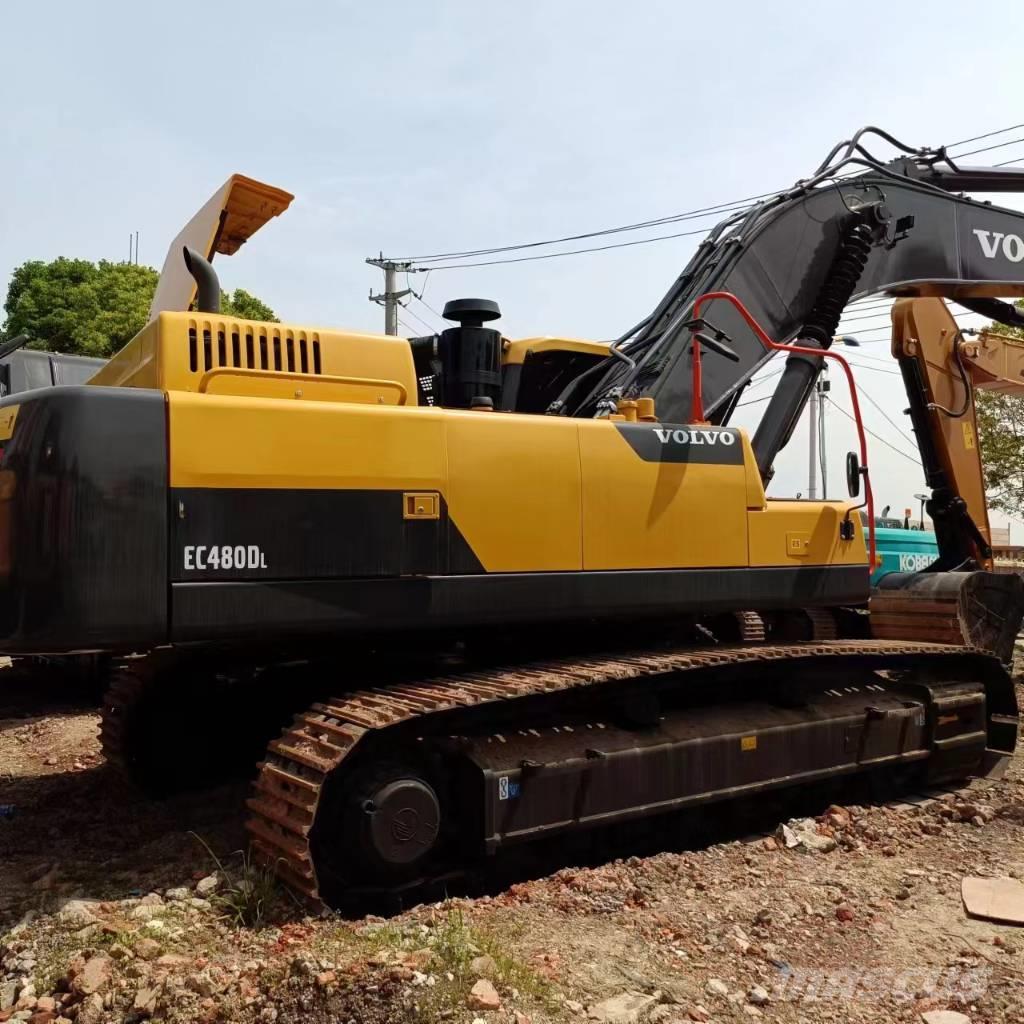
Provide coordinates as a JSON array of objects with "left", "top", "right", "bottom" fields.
[{"left": 973, "top": 229, "right": 1024, "bottom": 263}]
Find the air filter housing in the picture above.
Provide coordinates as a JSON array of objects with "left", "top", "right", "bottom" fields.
[{"left": 437, "top": 298, "right": 502, "bottom": 408}]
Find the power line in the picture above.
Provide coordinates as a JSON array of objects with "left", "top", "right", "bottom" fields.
[
  {"left": 396, "top": 314, "right": 421, "bottom": 336},
  {"left": 389, "top": 123, "right": 1024, "bottom": 266},
  {"left": 415, "top": 294, "right": 446, "bottom": 324},
  {"left": 392, "top": 195, "right": 770, "bottom": 264},
  {"left": 943, "top": 135, "right": 1024, "bottom": 160},
  {"left": 377, "top": 122, "right": 1024, "bottom": 280},
  {"left": 857, "top": 384, "right": 918, "bottom": 448},
  {"left": 838, "top": 348, "right": 895, "bottom": 365},
  {"left": 743, "top": 366, "right": 785, "bottom": 391},
  {"left": 419, "top": 224, "right": 718, "bottom": 271},
  {"left": 844, "top": 359, "right": 903, "bottom": 377},
  {"left": 405, "top": 270, "right": 447, "bottom": 328},
  {"left": 842, "top": 308, "right": 988, "bottom": 339},
  {"left": 400, "top": 303, "right": 437, "bottom": 335},
  {"left": 845, "top": 299, "right": 898, "bottom": 311},
  {"left": 826, "top": 397, "right": 921, "bottom": 465},
  {"left": 947, "top": 123, "right": 1024, "bottom": 150},
  {"left": 411, "top": 297, "right": 446, "bottom": 330},
  {"left": 837, "top": 311, "right": 894, "bottom": 326},
  {"left": 735, "top": 394, "right": 772, "bottom": 409}
]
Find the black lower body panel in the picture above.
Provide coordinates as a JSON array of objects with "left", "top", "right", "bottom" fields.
[{"left": 171, "top": 564, "right": 866, "bottom": 641}]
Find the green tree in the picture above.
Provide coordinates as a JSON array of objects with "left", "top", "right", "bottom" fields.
[
  {"left": 976, "top": 299, "right": 1024, "bottom": 516},
  {"left": 3, "top": 258, "right": 277, "bottom": 358},
  {"left": 222, "top": 288, "right": 276, "bottom": 322}
]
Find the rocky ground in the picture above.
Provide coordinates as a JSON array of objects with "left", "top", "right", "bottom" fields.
[{"left": 3, "top": 669, "right": 1024, "bottom": 1024}]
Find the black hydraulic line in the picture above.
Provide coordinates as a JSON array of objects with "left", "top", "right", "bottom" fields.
[
  {"left": 955, "top": 297, "right": 1024, "bottom": 330},
  {"left": 813, "top": 126, "right": 923, "bottom": 175},
  {"left": 751, "top": 207, "right": 882, "bottom": 478},
  {"left": 561, "top": 130, "right": 1024, "bottom": 456},
  {"left": 0, "top": 334, "right": 30, "bottom": 361}
]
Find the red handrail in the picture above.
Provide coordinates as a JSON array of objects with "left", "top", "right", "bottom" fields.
[{"left": 690, "top": 290, "right": 876, "bottom": 569}]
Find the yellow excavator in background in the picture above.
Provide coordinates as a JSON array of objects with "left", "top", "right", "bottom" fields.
[
  {"left": 871, "top": 298, "right": 1024, "bottom": 646},
  {"left": 3, "top": 128, "right": 1024, "bottom": 910}
]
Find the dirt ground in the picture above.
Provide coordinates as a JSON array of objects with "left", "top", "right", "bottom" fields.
[{"left": 3, "top": 668, "right": 1024, "bottom": 1024}]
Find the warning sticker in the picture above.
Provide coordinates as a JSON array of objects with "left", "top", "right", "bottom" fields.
[{"left": 498, "top": 777, "right": 521, "bottom": 801}]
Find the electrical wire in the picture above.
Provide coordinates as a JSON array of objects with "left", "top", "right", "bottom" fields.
[
  {"left": 390, "top": 194, "right": 773, "bottom": 264},
  {"left": 947, "top": 123, "right": 1024, "bottom": 150},
  {"left": 735, "top": 394, "right": 772, "bottom": 409},
  {"left": 402, "top": 271, "right": 447, "bottom": 331},
  {"left": 857, "top": 384, "right": 918, "bottom": 448},
  {"left": 411, "top": 223, "right": 721, "bottom": 270},
  {"left": 839, "top": 307, "right": 989, "bottom": 339},
  {"left": 837, "top": 348, "right": 895, "bottom": 365},
  {"left": 843, "top": 360, "right": 903, "bottom": 377},
  {"left": 740, "top": 366, "right": 785, "bottom": 392},
  {"left": 827, "top": 397, "right": 921, "bottom": 465},
  {"left": 388, "top": 122, "right": 1024, "bottom": 266},
  {"left": 416, "top": 294, "right": 446, "bottom": 324},
  {"left": 943, "top": 135, "right": 1024, "bottom": 160},
  {"left": 400, "top": 304, "right": 437, "bottom": 336},
  {"left": 395, "top": 315, "right": 420, "bottom": 337}
]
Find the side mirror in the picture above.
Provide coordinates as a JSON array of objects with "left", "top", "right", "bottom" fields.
[{"left": 846, "top": 451, "right": 861, "bottom": 498}]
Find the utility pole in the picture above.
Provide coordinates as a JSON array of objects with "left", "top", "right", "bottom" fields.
[
  {"left": 807, "top": 379, "right": 818, "bottom": 501},
  {"left": 367, "top": 256, "right": 413, "bottom": 335},
  {"left": 807, "top": 372, "right": 830, "bottom": 501}
]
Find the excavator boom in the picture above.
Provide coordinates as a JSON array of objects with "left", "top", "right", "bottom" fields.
[{"left": 559, "top": 129, "right": 1024, "bottom": 489}]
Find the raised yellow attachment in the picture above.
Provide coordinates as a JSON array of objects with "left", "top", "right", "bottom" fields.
[{"left": 150, "top": 175, "right": 293, "bottom": 320}]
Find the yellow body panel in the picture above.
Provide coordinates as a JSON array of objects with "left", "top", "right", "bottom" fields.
[
  {"left": 108, "top": 313, "right": 865, "bottom": 579},
  {"left": 90, "top": 312, "right": 418, "bottom": 404},
  {"left": 446, "top": 412, "right": 582, "bottom": 571},
  {"left": 503, "top": 337, "right": 611, "bottom": 366},
  {"left": 168, "top": 393, "right": 446, "bottom": 492},
  {"left": 747, "top": 501, "right": 866, "bottom": 567},
  {"left": 579, "top": 422, "right": 749, "bottom": 569}
]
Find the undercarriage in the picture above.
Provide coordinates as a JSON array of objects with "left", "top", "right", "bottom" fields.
[{"left": 97, "top": 613, "right": 1017, "bottom": 911}]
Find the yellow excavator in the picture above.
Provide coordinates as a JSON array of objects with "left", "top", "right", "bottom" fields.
[{"left": 3, "top": 127, "right": 1024, "bottom": 909}]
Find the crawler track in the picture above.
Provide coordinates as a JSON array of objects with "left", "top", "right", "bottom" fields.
[{"left": 243, "top": 638, "right": 1013, "bottom": 908}]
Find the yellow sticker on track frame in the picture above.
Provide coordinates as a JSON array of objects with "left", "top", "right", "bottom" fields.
[{"left": 0, "top": 405, "right": 19, "bottom": 441}]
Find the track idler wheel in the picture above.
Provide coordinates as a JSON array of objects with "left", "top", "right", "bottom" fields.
[
  {"left": 355, "top": 769, "right": 442, "bottom": 869},
  {"left": 309, "top": 759, "right": 447, "bottom": 905}
]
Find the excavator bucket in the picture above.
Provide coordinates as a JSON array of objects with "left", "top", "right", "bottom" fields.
[{"left": 870, "top": 570, "right": 1024, "bottom": 663}]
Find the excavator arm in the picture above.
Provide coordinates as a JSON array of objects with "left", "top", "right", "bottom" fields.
[
  {"left": 867, "top": 296, "right": 1024, "bottom": 661},
  {"left": 891, "top": 296, "right": 1024, "bottom": 571}
]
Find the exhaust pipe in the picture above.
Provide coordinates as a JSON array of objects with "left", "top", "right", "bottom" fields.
[{"left": 182, "top": 246, "right": 221, "bottom": 314}]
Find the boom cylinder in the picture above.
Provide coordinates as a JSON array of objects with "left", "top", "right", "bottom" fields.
[{"left": 752, "top": 208, "right": 884, "bottom": 479}]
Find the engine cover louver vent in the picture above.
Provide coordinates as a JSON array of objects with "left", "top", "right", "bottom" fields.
[{"left": 188, "top": 323, "right": 322, "bottom": 376}]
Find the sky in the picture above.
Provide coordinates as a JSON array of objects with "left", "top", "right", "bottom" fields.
[{"left": 3, "top": 0, "right": 1024, "bottom": 532}]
